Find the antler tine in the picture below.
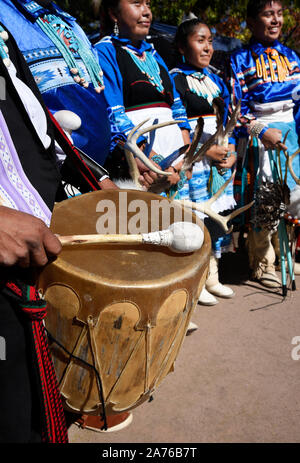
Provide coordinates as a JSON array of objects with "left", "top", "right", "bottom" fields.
[
  {"left": 130, "top": 118, "right": 186, "bottom": 140},
  {"left": 140, "top": 119, "right": 186, "bottom": 137},
  {"left": 127, "top": 118, "right": 151, "bottom": 140},
  {"left": 178, "top": 198, "right": 254, "bottom": 233},
  {"left": 124, "top": 119, "right": 171, "bottom": 177},
  {"left": 282, "top": 129, "right": 290, "bottom": 145},
  {"left": 124, "top": 150, "right": 142, "bottom": 187},
  {"left": 284, "top": 148, "right": 300, "bottom": 185},
  {"left": 206, "top": 170, "right": 236, "bottom": 205},
  {"left": 176, "top": 170, "right": 254, "bottom": 233}
]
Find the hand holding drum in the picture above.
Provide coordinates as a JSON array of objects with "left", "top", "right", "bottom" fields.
[{"left": 58, "top": 221, "right": 204, "bottom": 253}]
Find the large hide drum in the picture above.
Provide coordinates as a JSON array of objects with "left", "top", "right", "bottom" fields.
[{"left": 38, "top": 190, "right": 211, "bottom": 416}]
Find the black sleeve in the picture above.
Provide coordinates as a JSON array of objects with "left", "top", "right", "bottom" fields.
[{"left": 173, "top": 73, "right": 188, "bottom": 101}]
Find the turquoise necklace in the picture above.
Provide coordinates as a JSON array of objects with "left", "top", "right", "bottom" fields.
[
  {"left": 186, "top": 72, "right": 220, "bottom": 105},
  {"left": 125, "top": 47, "right": 164, "bottom": 93},
  {"left": 36, "top": 14, "right": 104, "bottom": 93},
  {"left": 0, "top": 25, "right": 10, "bottom": 67}
]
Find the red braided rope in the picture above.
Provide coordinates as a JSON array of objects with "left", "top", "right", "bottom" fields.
[
  {"left": 5, "top": 281, "right": 68, "bottom": 443},
  {"left": 48, "top": 110, "right": 101, "bottom": 192}
]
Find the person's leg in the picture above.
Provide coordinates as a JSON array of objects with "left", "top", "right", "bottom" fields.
[
  {"left": 247, "top": 228, "right": 281, "bottom": 287},
  {"left": 205, "top": 254, "right": 235, "bottom": 298},
  {"left": 201, "top": 217, "right": 235, "bottom": 299},
  {"left": 0, "top": 292, "right": 41, "bottom": 443}
]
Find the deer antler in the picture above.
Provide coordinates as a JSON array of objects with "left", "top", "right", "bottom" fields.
[
  {"left": 177, "top": 171, "right": 254, "bottom": 233},
  {"left": 124, "top": 119, "right": 187, "bottom": 178},
  {"left": 283, "top": 148, "right": 300, "bottom": 186}
]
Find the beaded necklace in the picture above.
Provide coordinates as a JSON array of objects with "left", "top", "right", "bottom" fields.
[
  {"left": 36, "top": 14, "right": 104, "bottom": 92},
  {"left": 124, "top": 46, "right": 164, "bottom": 93},
  {"left": 0, "top": 25, "right": 10, "bottom": 68},
  {"left": 186, "top": 72, "right": 220, "bottom": 105}
]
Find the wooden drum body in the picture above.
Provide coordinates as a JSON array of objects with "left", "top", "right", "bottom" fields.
[{"left": 38, "top": 190, "right": 211, "bottom": 415}]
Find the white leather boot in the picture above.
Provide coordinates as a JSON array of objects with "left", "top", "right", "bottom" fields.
[
  {"left": 205, "top": 255, "right": 235, "bottom": 298},
  {"left": 247, "top": 228, "right": 281, "bottom": 288},
  {"left": 198, "top": 287, "right": 218, "bottom": 306},
  {"left": 186, "top": 321, "right": 198, "bottom": 336}
]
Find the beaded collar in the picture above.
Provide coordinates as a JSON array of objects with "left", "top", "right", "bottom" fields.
[
  {"left": 0, "top": 25, "right": 10, "bottom": 68},
  {"left": 11, "top": 1, "right": 104, "bottom": 92},
  {"left": 110, "top": 35, "right": 154, "bottom": 55},
  {"left": 175, "top": 64, "right": 221, "bottom": 105},
  {"left": 111, "top": 35, "right": 164, "bottom": 93}
]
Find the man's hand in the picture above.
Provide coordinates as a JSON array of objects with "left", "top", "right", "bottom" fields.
[
  {"left": 164, "top": 166, "right": 181, "bottom": 185},
  {"left": 206, "top": 145, "right": 230, "bottom": 162},
  {"left": 0, "top": 206, "right": 62, "bottom": 268},
  {"left": 98, "top": 178, "right": 119, "bottom": 190},
  {"left": 261, "top": 128, "right": 288, "bottom": 151},
  {"left": 217, "top": 153, "right": 237, "bottom": 170},
  {"left": 136, "top": 157, "right": 159, "bottom": 189}
]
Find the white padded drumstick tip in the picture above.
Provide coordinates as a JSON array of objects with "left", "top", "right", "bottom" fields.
[
  {"left": 142, "top": 222, "right": 204, "bottom": 253},
  {"left": 53, "top": 110, "right": 82, "bottom": 135}
]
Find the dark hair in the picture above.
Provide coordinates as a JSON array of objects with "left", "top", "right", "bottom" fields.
[
  {"left": 174, "top": 18, "right": 209, "bottom": 52},
  {"left": 99, "top": 0, "right": 120, "bottom": 38},
  {"left": 246, "top": 0, "right": 283, "bottom": 19}
]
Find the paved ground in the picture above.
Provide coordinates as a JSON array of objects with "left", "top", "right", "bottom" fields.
[{"left": 68, "top": 248, "right": 300, "bottom": 444}]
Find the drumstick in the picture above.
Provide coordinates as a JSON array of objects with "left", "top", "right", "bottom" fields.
[{"left": 58, "top": 222, "right": 204, "bottom": 254}]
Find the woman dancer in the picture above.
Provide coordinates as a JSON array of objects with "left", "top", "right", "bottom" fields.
[
  {"left": 95, "top": 0, "right": 191, "bottom": 185},
  {"left": 171, "top": 19, "right": 237, "bottom": 306}
]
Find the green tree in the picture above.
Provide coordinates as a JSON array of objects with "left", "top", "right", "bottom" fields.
[
  {"left": 55, "top": 0, "right": 300, "bottom": 51},
  {"left": 55, "top": 0, "right": 97, "bottom": 33},
  {"left": 149, "top": 0, "right": 198, "bottom": 24}
]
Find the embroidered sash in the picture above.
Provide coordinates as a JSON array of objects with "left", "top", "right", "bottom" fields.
[{"left": 0, "top": 109, "right": 51, "bottom": 225}]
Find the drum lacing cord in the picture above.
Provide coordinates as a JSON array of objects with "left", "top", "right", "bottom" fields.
[{"left": 45, "top": 327, "right": 108, "bottom": 431}]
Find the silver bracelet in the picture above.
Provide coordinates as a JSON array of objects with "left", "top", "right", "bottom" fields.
[
  {"left": 249, "top": 122, "right": 266, "bottom": 138},
  {"left": 99, "top": 174, "right": 109, "bottom": 182}
]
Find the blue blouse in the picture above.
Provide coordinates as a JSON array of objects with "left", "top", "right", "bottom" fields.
[
  {"left": 0, "top": 0, "right": 111, "bottom": 164},
  {"left": 230, "top": 39, "right": 300, "bottom": 139},
  {"left": 95, "top": 35, "right": 190, "bottom": 151}
]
